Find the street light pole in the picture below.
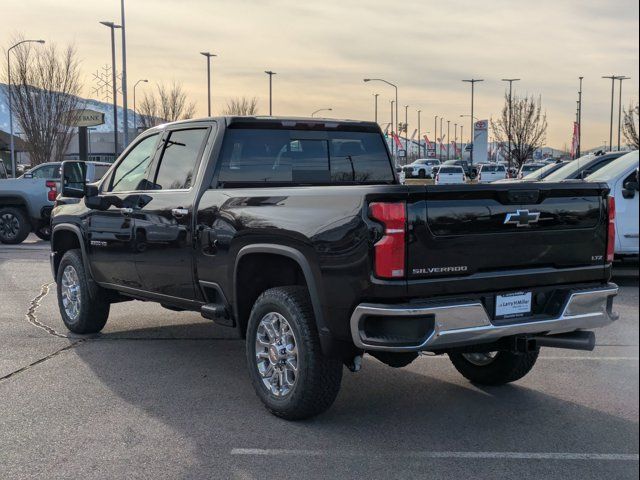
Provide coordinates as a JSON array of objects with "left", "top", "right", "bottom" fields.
[
  {"left": 454, "top": 123, "right": 458, "bottom": 158},
  {"left": 120, "top": 0, "right": 129, "bottom": 147},
  {"left": 404, "top": 104, "right": 409, "bottom": 155},
  {"left": 100, "top": 21, "right": 122, "bottom": 157},
  {"left": 363, "top": 78, "right": 398, "bottom": 159},
  {"left": 200, "top": 52, "right": 217, "bottom": 116},
  {"left": 133, "top": 79, "right": 148, "bottom": 133},
  {"left": 434, "top": 115, "right": 438, "bottom": 159},
  {"left": 311, "top": 108, "right": 332, "bottom": 117},
  {"left": 462, "top": 79, "right": 483, "bottom": 165},
  {"left": 265, "top": 71, "right": 276, "bottom": 115},
  {"left": 373, "top": 93, "right": 379, "bottom": 123},
  {"left": 439, "top": 117, "right": 443, "bottom": 161},
  {"left": 577, "top": 76, "right": 583, "bottom": 157},
  {"left": 617, "top": 76, "right": 630, "bottom": 151},
  {"left": 446, "top": 120, "right": 451, "bottom": 160},
  {"left": 417, "top": 110, "right": 421, "bottom": 157},
  {"left": 7, "top": 39, "right": 45, "bottom": 177},
  {"left": 602, "top": 75, "right": 618, "bottom": 152},
  {"left": 501, "top": 78, "right": 520, "bottom": 170},
  {"left": 390, "top": 100, "right": 395, "bottom": 158}
]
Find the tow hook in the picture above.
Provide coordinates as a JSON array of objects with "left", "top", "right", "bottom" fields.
[{"left": 346, "top": 355, "right": 362, "bottom": 372}]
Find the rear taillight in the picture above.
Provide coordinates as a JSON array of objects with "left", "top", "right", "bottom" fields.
[
  {"left": 46, "top": 180, "right": 57, "bottom": 201},
  {"left": 369, "top": 202, "right": 406, "bottom": 279},
  {"left": 607, "top": 196, "right": 616, "bottom": 262}
]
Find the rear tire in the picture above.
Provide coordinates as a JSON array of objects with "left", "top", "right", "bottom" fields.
[
  {"left": 56, "top": 249, "right": 110, "bottom": 334},
  {"left": 0, "top": 207, "right": 31, "bottom": 244},
  {"left": 418, "top": 169, "right": 426, "bottom": 178},
  {"left": 448, "top": 350, "right": 539, "bottom": 385},
  {"left": 246, "top": 286, "right": 343, "bottom": 420}
]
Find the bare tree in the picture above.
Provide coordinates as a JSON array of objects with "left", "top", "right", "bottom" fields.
[
  {"left": 138, "top": 81, "right": 196, "bottom": 129},
  {"left": 622, "top": 101, "right": 639, "bottom": 149},
  {"left": 222, "top": 97, "right": 259, "bottom": 116},
  {"left": 3, "top": 38, "right": 82, "bottom": 165},
  {"left": 491, "top": 93, "right": 548, "bottom": 168}
]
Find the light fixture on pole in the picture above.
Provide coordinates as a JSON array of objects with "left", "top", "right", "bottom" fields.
[
  {"left": 616, "top": 76, "right": 630, "bottom": 151},
  {"left": 462, "top": 78, "right": 484, "bottom": 165},
  {"left": 265, "top": 71, "right": 276, "bottom": 116},
  {"left": 100, "top": 21, "right": 122, "bottom": 157},
  {"left": 7, "top": 39, "right": 45, "bottom": 177},
  {"left": 501, "top": 78, "right": 520, "bottom": 171},
  {"left": 311, "top": 108, "right": 332, "bottom": 117},
  {"left": 200, "top": 52, "right": 217, "bottom": 116},
  {"left": 133, "top": 79, "right": 148, "bottom": 133},
  {"left": 120, "top": 0, "right": 129, "bottom": 147},
  {"left": 364, "top": 78, "right": 398, "bottom": 158}
]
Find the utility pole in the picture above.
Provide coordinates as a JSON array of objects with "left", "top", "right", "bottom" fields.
[
  {"left": 501, "top": 78, "right": 520, "bottom": 171},
  {"left": 434, "top": 115, "right": 438, "bottom": 159},
  {"left": 363, "top": 78, "right": 398, "bottom": 159},
  {"left": 617, "top": 76, "right": 631, "bottom": 150},
  {"left": 100, "top": 21, "right": 121, "bottom": 157},
  {"left": 200, "top": 52, "right": 217, "bottom": 116},
  {"left": 390, "top": 100, "right": 395, "bottom": 158},
  {"left": 446, "top": 120, "right": 451, "bottom": 160},
  {"left": 373, "top": 93, "right": 379, "bottom": 123},
  {"left": 602, "top": 75, "right": 618, "bottom": 151},
  {"left": 577, "top": 76, "right": 583, "bottom": 157},
  {"left": 120, "top": 0, "right": 129, "bottom": 147},
  {"left": 439, "top": 117, "right": 443, "bottom": 161},
  {"left": 462, "top": 79, "right": 484, "bottom": 165},
  {"left": 404, "top": 105, "right": 409, "bottom": 156},
  {"left": 454, "top": 123, "right": 458, "bottom": 158},
  {"left": 417, "top": 110, "right": 422, "bottom": 157},
  {"left": 265, "top": 71, "right": 276, "bottom": 115}
]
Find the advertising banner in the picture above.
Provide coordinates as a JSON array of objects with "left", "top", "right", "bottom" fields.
[{"left": 473, "top": 119, "right": 488, "bottom": 164}]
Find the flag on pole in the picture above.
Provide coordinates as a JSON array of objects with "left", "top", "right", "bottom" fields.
[
  {"left": 393, "top": 133, "right": 402, "bottom": 149},
  {"left": 570, "top": 122, "right": 580, "bottom": 159},
  {"left": 424, "top": 134, "right": 432, "bottom": 148}
]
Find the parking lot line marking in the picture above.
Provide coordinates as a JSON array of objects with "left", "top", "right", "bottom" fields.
[{"left": 230, "top": 448, "right": 639, "bottom": 461}]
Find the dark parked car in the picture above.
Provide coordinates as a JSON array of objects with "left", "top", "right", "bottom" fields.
[{"left": 50, "top": 116, "right": 619, "bottom": 419}]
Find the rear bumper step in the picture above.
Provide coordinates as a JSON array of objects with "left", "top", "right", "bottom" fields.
[{"left": 350, "top": 284, "right": 618, "bottom": 352}]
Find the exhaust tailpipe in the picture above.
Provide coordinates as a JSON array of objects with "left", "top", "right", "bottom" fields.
[{"left": 531, "top": 331, "right": 596, "bottom": 351}]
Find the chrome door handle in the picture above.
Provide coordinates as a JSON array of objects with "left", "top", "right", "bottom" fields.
[{"left": 171, "top": 208, "right": 189, "bottom": 218}]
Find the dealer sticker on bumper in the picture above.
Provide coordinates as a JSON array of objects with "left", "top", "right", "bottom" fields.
[{"left": 495, "top": 291, "right": 532, "bottom": 319}]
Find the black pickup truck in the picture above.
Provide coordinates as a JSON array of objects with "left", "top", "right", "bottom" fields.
[{"left": 51, "top": 116, "right": 619, "bottom": 419}]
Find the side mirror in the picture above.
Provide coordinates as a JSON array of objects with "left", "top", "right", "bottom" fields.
[
  {"left": 61, "top": 161, "right": 87, "bottom": 198},
  {"left": 622, "top": 182, "right": 639, "bottom": 199}
]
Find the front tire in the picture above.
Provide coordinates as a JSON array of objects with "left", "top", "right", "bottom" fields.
[
  {"left": 56, "top": 249, "right": 110, "bottom": 334},
  {"left": 246, "top": 286, "right": 343, "bottom": 420},
  {"left": 0, "top": 207, "right": 31, "bottom": 244},
  {"left": 448, "top": 350, "right": 539, "bottom": 385}
]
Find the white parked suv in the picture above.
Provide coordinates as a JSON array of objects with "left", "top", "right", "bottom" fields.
[
  {"left": 477, "top": 163, "right": 508, "bottom": 183},
  {"left": 434, "top": 165, "right": 467, "bottom": 185},
  {"left": 402, "top": 158, "right": 440, "bottom": 178},
  {"left": 587, "top": 150, "right": 639, "bottom": 258}
]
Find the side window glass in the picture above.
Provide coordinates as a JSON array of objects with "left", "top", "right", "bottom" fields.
[
  {"left": 109, "top": 134, "right": 159, "bottom": 192},
  {"left": 152, "top": 128, "right": 208, "bottom": 190}
]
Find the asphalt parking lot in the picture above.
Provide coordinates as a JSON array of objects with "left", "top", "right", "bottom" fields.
[{"left": 1, "top": 236, "right": 638, "bottom": 479}]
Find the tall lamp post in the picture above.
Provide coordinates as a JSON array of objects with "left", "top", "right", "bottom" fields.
[
  {"left": 462, "top": 78, "right": 483, "bottom": 165},
  {"left": 100, "top": 21, "right": 122, "bottom": 157},
  {"left": 7, "top": 39, "right": 45, "bottom": 177},
  {"left": 602, "top": 75, "right": 619, "bottom": 152},
  {"left": 454, "top": 123, "right": 458, "bottom": 158},
  {"left": 404, "top": 105, "right": 409, "bottom": 155},
  {"left": 501, "top": 78, "right": 520, "bottom": 170},
  {"left": 265, "top": 71, "right": 276, "bottom": 115},
  {"left": 120, "top": 0, "right": 129, "bottom": 147},
  {"left": 311, "top": 108, "right": 332, "bottom": 117},
  {"left": 577, "top": 76, "right": 583, "bottom": 157},
  {"left": 364, "top": 78, "right": 398, "bottom": 158},
  {"left": 434, "top": 115, "right": 438, "bottom": 159},
  {"left": 133, "top": 79, "right": 148, "bottom": 133},
  {"left": 439, "top": 117, "right": 444, "bottom": 161},
  {"left": 417, "top": 110, "right": 422, "bottom": 157},
  {"left": 390, "top": 100, "right": 395, "bottom": 156},
  {"left": 616, "top": 76, "right": 630, "bottom": 151},
  {"left": 373, "top": 93, "right": 379, "bottom": 123},
  {"left": 200, "top": 52, "right": 217, "bottom": 116},
  {"left": 446, "top": 120, "right": 451, "bottom": 160}
]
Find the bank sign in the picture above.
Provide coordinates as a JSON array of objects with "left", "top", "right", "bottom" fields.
[{"left": 66, "top": 109, "right": 105, "bottom": 127}]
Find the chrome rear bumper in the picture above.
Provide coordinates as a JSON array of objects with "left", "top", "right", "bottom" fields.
[{"left": 350, "top": 285, "right": 619, "bottom": 352}]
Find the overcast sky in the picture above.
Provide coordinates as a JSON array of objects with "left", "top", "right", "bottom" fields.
[{"left": 3, "top": 0, "right": 639, "bottom": 149}]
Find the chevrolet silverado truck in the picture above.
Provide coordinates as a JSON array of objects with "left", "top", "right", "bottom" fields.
[{"left": 50, "top": 116, "right": 619, "bottom": 420}]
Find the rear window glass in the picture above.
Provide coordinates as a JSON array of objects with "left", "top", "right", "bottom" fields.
[
  {"left": 439, "top": 167, "right": 462, "bottom": 174},
  {"left": 217, "top": 129, "right": 394, "bottom": 186}
]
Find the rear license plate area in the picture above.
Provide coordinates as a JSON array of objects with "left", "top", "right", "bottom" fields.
[{"left": 495, "top": 291, "right": 532, "bottom": 320}]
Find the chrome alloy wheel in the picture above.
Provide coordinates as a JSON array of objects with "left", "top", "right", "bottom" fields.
[
  {"left": 61, "top": 265, "right": 81, "bottom": 321},
  {"left": 462, "top": 352, "right": 498, "bottom": 366},
  {"left": 255, "top": 312, "right": 298, "bottom": 397},
  {"left": 0, "top": 212, "right": 20, "bottom": 240}
]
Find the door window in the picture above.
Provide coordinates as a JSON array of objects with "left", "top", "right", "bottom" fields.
[
  {"left": 152, "top": 128, "right": 208, "bottom": 190},
  {"left": 108, "top": 134, "right": 160, "bottom": 192}
]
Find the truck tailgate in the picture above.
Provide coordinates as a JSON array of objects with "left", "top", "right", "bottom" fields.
[{"left": 406, "top": 182, "right": 610, "bottom": 296}]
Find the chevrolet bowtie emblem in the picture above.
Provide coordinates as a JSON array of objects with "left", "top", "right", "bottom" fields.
[{"left": 504, "top": 209, "right": 541, "bottom": 227}]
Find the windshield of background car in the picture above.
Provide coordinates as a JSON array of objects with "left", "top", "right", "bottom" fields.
[
  {"left": 543, "top": 155, "right": 595, "bottom": 182},
  {"left": 587, "top": 151, "right": 639, "bottom": 182}
]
